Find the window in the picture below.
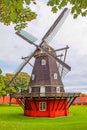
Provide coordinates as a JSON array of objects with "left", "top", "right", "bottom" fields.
[
  {"left": 39, "top": 102, "right": 46, "bottom": 111},
  {"left": 54, "top": 73, "right": 57, "bottom": 79},
  {"left": 29, "top": 87, "right": 32, "bottom": 93},
  {"left": 56, "top": 86, "right": 60, "bottom": 93},
  {"left": 32, "top": 74, "right": 35, "bottom": 80},
  {"left": 41, "top": 59, "right": 46, "bottom": 65},
  {"left": 40, "top": 86, "right": 45, "bottom": 96}
]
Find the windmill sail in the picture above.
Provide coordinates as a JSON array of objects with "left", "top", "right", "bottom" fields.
[
  {"left": 58, "top": 63, "right": 69, "bottom": 77},
  {"left": 16, "top": 30, "right": 38, "bottom": 45},
  {"left": 9, "top": 52, "right": 35, "bottom": 86},
  {"left": 42, "top": 8, "right": 69, "bottom": 43}
]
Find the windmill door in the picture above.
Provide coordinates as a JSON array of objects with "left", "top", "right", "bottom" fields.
[{"left": 40, "top": 86, "right": 45, "bottom": 97}]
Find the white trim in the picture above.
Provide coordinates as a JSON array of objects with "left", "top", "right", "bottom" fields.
[
  {"left": 32, "top": 74, "right": 35, "bottom": 80},
  {"left": 41, "top": 59, "right": 46, "bottom": 65},
  {"left": 39, "top": 102, "right": 46, "bottom": 111},
  {"left": 40, "top": 86, "right": 45, "bottom": 96},
  {"left": 54, "top": 73, "right": 57, "bottom": 79},
  {"left": 56, "top": 86, "right": 60, "bottom": 93},
  {"left": 29, "top": 87, "right": 32, "bottom": 93}
]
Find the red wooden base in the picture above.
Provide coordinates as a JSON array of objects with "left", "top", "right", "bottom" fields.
[{"left": 24, "top": 98, "right": 69, "bottom": 117}]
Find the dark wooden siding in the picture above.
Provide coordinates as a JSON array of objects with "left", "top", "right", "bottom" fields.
[{"left": 29, "top": 52, "right": 65, "bottom": 93}]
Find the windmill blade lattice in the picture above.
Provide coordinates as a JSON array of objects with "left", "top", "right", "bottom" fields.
[
  {"left": 57, "top": 63, "right": 69, "bottom": 77},
  {"left": 16, "top": 30, "right": 38, "bottom": 44},
  {"left": 42, "top": 8, "right": 69, "bottom": 43},
  {"left": 9, "top": 51, "right": 36, "bottom": 86}
]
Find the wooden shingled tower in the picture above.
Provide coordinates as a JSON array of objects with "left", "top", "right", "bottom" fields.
[
  {"left": 9, "top": 8, "right": 80, "bottom": 117},
  {"left": 29, "top": 43, "right": 64, "bottom": 94}
]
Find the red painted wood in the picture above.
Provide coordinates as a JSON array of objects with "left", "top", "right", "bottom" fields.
[
  {"left": 0, "top": 96, "right": 19, "bottom": 104},
  {"left": 24, "top": 99, "right": 69, "bottom": 117},
  {"left": 73, "top": 96, "right": 87, "bottom": 105}
]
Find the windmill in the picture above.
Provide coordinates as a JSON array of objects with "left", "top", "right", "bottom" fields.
[{"left": 9, "top": 8, "right": 80, "bottom": 117}]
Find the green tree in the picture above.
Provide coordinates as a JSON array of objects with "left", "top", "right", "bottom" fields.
[
  {"left": 13, "top": 72, "right": 30, "bottom": 94},
  {"left": 4, "top": 72, "right": 30, "bottom": 104},
  {"left": 4, "top": 72, "right": 30, "bottom": 95},
  {"left": 4, "top": 73, "right": 17, "bottom": 105},
  {"left": 0, "top": 0, "right": 87, "bottom": 30},
  {"left": 47, "top": 0, "right": 87, "bottom": 18},
  {"left": 4, "top": 73, "right": 17, "bottom": 95},
  {"left": 0, "top": 69, "right": 6, "bottom": 103},
  {"left": 0, "top": 0, "right": 37, "bottom": 31}
]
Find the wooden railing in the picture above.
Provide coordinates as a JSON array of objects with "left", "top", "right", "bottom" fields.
[{"left": 12, "top": 92, "right": 80, "bottom": 98}]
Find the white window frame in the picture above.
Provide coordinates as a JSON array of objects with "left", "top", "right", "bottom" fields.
[
  {"left": 39, "top": 102, "right": 46, "bottom": 111},
  {"left": 54, "top": 73, "right": 57, "bottom": 79},
  {"left": 32, "top": 74, "right": 35, "bottom": 80},
  {"left": 29, "top": 87, "right": 32, "bottom": 93},
  {"left": 56, "top": 86, "right": 60, "bottom": 93},
  {"left": 41, "top": 59, "right": 46, "bottom": 65},
  {"left": 40, "top": 86, "right": 45, "bottom": 96}
]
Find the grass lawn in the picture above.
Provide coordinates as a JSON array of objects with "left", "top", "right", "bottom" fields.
[{"left": 0, "top": 104, "right": 87, "bottom": 130}]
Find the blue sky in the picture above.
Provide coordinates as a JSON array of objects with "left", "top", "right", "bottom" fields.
[{"left": 0, "top": 1, "right": 87, "bottom": 93}]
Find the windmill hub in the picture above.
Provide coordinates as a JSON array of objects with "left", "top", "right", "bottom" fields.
[{"left": 34, "top": 43, "right": 56, "bottom": 57}]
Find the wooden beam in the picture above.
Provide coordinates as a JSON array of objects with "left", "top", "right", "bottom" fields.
[
  {"left": 56, "top": 54, "right": 63, "bottom": 58},
  {"left": 59, "top": 99, "right": 66, "bottom": 110},
  {"left": 68, "top": 97, "right": 77, "bottom": 108},
  {"left": 61, "top": 45, "right": 68, "bottom": 77},
  {"left": 56, "top": 98, "right": 61, "bottom": 110},
  {"left": 51, "top": 99, "right": 55, "bottom": 111},
  {"left": 34, "top": 100, "right": 38, "bottom": 111},
  {"left": 63, "top": 97, "right": 71, "bottom": 110},
  {"left": 28, "top": 100, "right": 33, "bottom": 111},
  {"left": 22, "top": 57, "right": 33, "bottom": 67},
  {"left": 52, "top": 46, "right": 69, "bottom": 52}
]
